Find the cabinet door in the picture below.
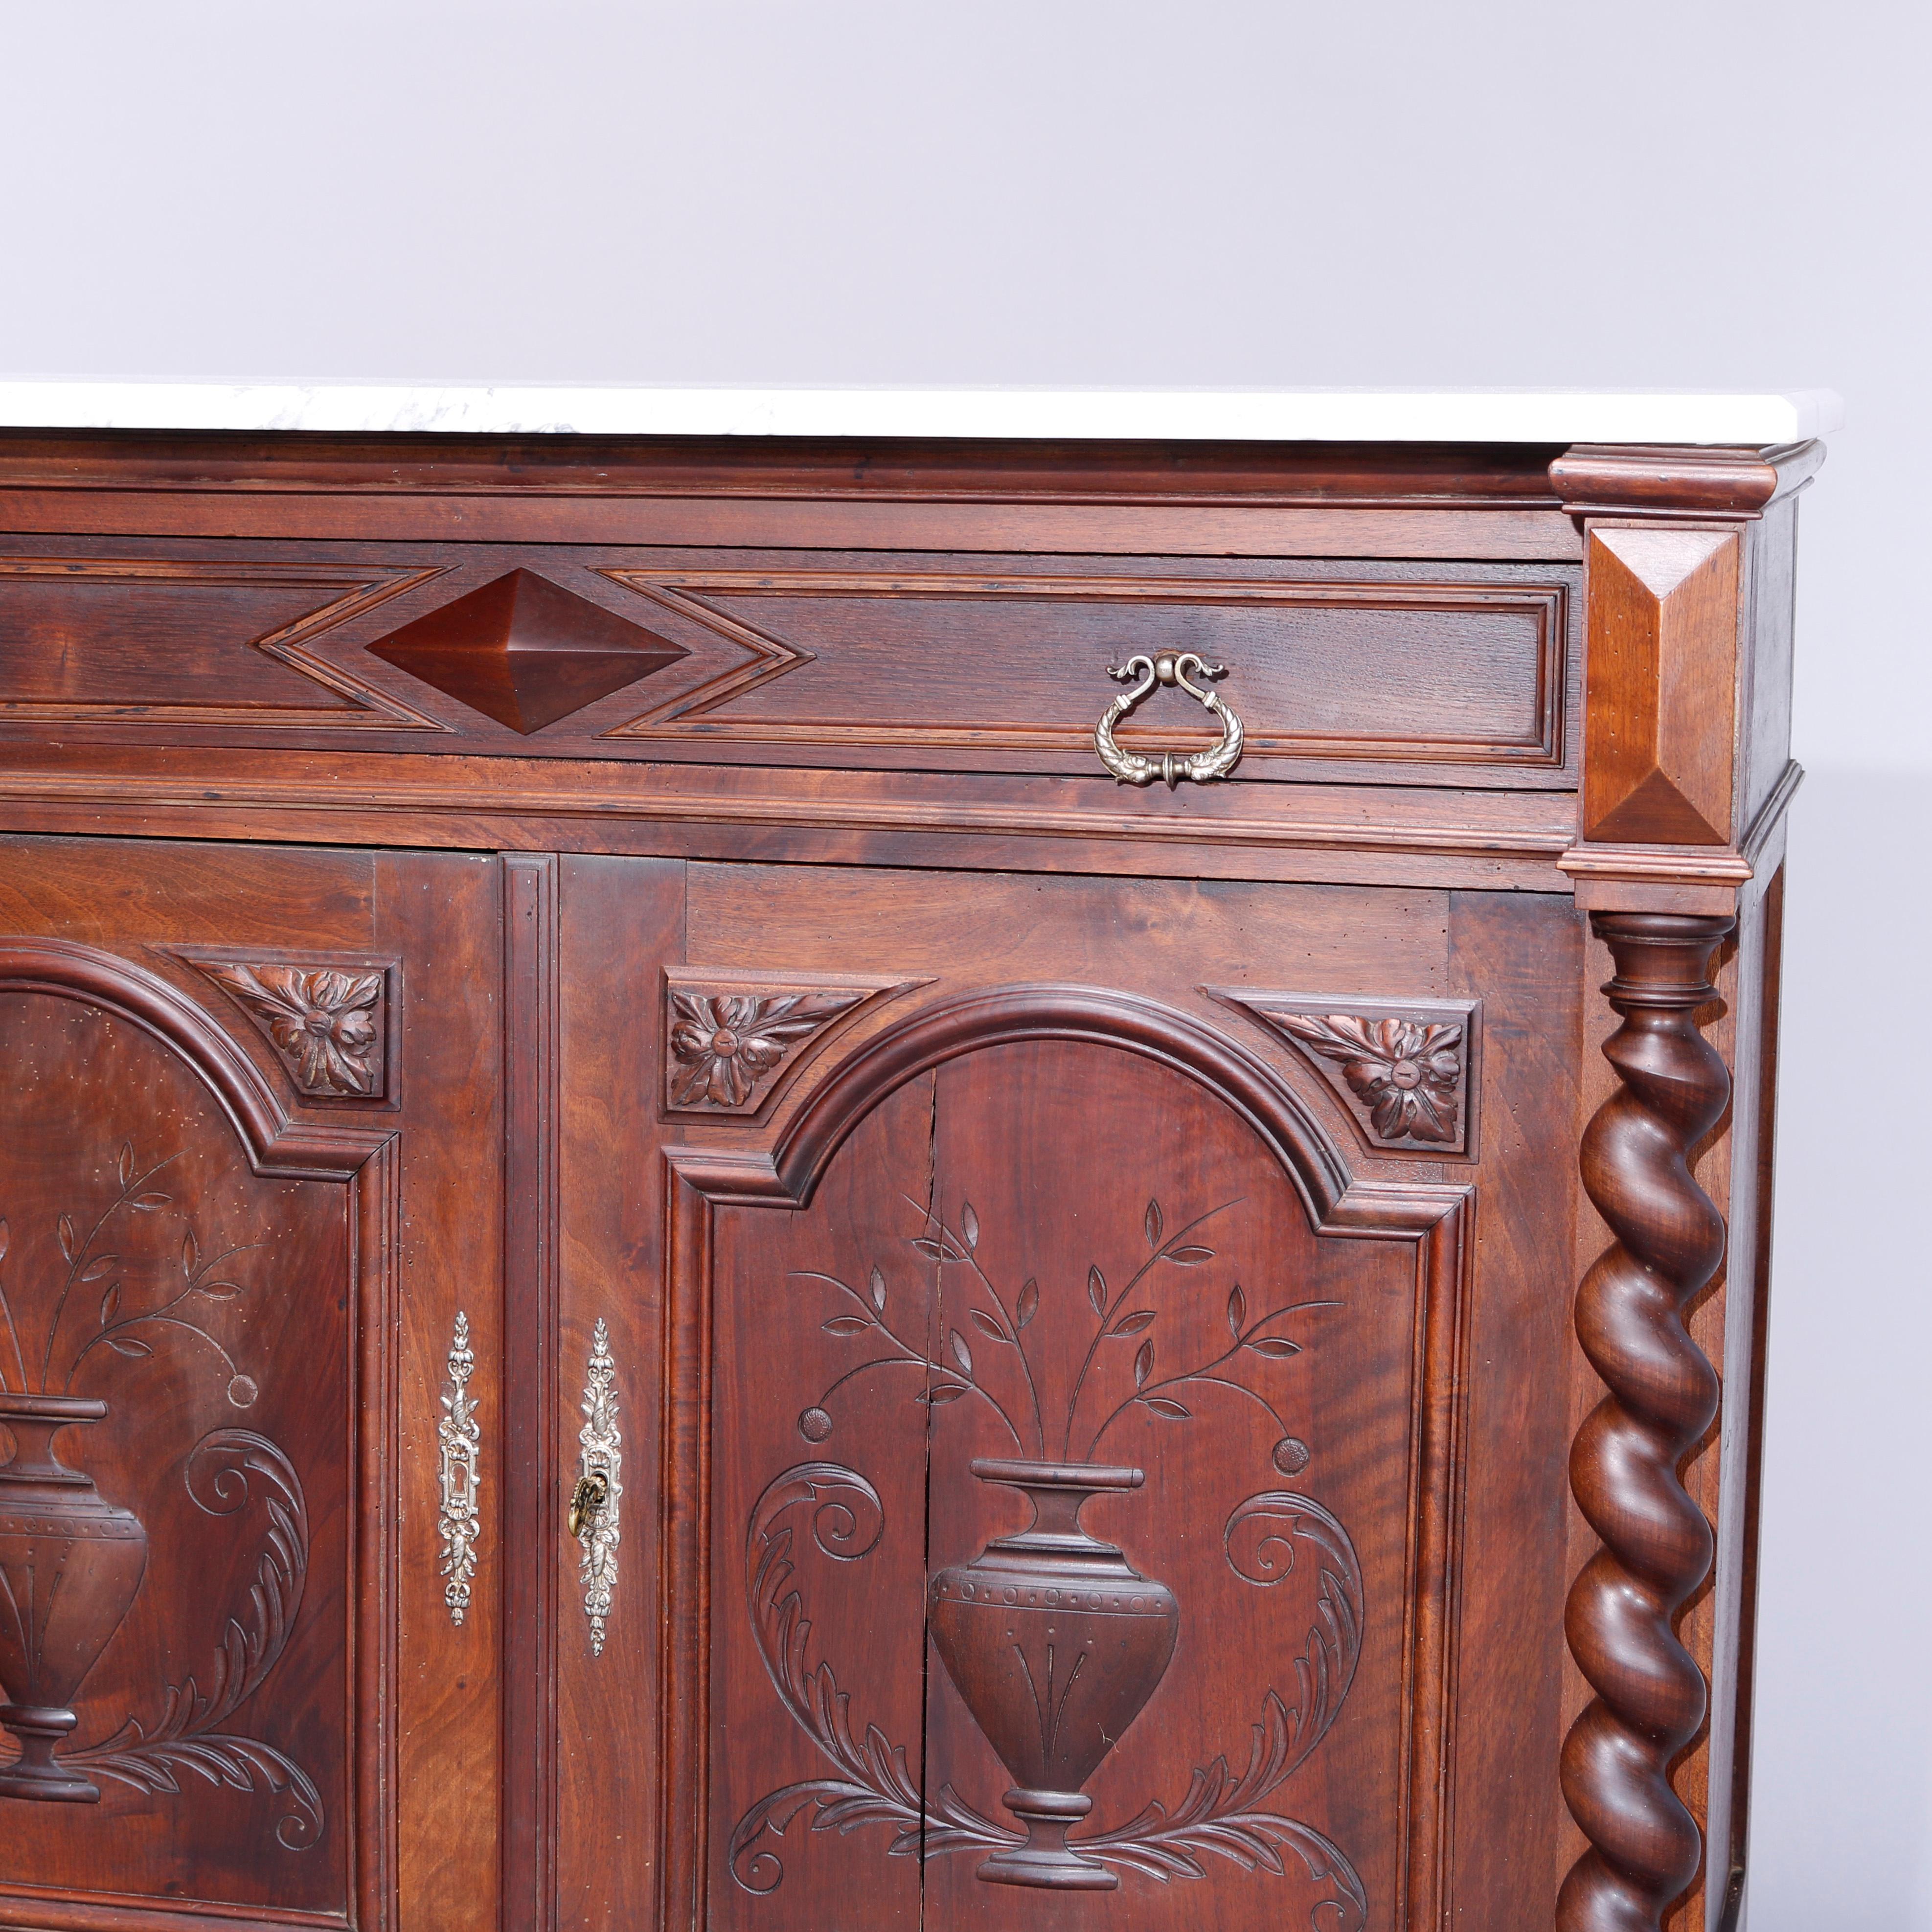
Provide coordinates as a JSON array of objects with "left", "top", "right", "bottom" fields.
[
  {"left": 552, "top": 860, "right": 1582, "bottom": 1932},
  {"left": 0, "top": 836, "right": 503, "bottom": 1932}
]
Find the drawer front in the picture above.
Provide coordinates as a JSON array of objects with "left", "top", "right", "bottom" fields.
[{"left": 0, "top": 539, "right": 1578, "bottom": 787}]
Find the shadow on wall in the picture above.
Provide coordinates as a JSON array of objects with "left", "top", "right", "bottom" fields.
[{"left": 1750, "top": 765, "right": 1932, "bottom": 1931}]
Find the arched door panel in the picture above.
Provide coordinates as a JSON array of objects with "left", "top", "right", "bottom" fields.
[{"left": 673, "top": 1007, "right": 1464, "bottom": 1932}]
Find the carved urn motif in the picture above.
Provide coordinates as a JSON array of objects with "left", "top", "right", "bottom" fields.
[
  {"left": 0, "top": 1394, "right": 149, "bottom": 1802},
  {"left": 927, "top": 1457, "right": 1178, "bottom": 1889},
  {"left": 734, "top": 1191, "right": 1361, "bottom": 1907}
]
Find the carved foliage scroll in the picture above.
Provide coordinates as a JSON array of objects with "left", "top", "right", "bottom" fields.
[
  {"left": 71, "top": 1430, "right": 323, "bottom": 1849},
  {"left": 731, "top": 1466, "right": 1367, "bottom": 1918},
  {"left": 0, "top": 1132, "right": 321, "bottom": 1845}
]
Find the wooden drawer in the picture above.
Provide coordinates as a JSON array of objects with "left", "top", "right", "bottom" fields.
[{"left": 0, "top": 539, "right": 1578, "bottom": 788}]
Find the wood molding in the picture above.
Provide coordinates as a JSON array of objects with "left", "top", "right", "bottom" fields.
[
  {"left": 1547, "top": 443, "right": 1824, "bottom": 521},
  {"left": 1561, "top": 914, "right": 1732, "bottom": 1932},
  {"left": 1558, "top": 759, "right": 1803, "bottom": 913},
  {"left": 0, "top": 433, "right": 1572, "bottom": 506},
  {"left": 769, "top": 984, "right": 1353, "bottom": 1224},
  {"left": 500, "top": 853, "right": 561, "bottom": 1932},
  {"left": 0, "top": 436, "right": 1582, "bottom": 559},
  {"left": 0, "top": 555, "right": 448, "bottom": 732},
  {"left": 0, "top": 1891, "right": 353, "bottom": 1932},
  {"left": 0, "top": 747, "right": 1580, "bottom": 874},
  {"left": 595, "top": 568, "right": 1572, "bottom": 773},
  {"left": 0, "top": 936, "right": 391, "bottom": 1178}
]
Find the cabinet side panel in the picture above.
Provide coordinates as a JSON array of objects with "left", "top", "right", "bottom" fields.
[
  {"left": 1700, "top": 867, "right": 1785, "bottom": 1932},
  {"left": 1739, "top": 501, "right": 1799, "bottom": 837}
]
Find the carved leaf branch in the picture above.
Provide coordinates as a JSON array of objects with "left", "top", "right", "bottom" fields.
[
  {"left": 1, "top": 1140, "right": 262, "bottom": 1406},
  {"left": 795, "top": 1196, "right": 1325, "bottom": 1472},
  {"left": 72, "top": 1430, "right": 324, "bottom": 1850}
]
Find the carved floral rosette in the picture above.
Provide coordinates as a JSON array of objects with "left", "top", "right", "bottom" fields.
[
  {"left": 1214, "top": 991, "right": 1478, "bottom": 1154},
  {"left": 661, "top": 970, "right": 929, "bottom": 1119},
  {"left": 186, "top": 958, "right": 390, "bottom": 1100}
]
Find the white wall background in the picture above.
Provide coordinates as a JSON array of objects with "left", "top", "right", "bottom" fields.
[{"left": 2, "top": 3, "right": 1924, "bottom": 1922}]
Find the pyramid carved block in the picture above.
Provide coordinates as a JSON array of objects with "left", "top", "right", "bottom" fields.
[
  {"left": 368, "top": 569, "right": 688, "bottom": 734},
  {"left": 1581, "top": 527, "right": 1739, "bottom": 846}
]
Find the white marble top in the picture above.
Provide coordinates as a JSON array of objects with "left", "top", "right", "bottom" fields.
[{"left": 0, "top": 382, "right": 1842, "bottom": 445}]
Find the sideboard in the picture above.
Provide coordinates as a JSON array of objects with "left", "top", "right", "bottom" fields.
[{"left": 0, "top": 385, "right": 1839, "bottom": 1932}]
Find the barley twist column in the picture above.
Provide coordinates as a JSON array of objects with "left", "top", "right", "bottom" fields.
[{"left": 1559, "top": 912, "right": 1733, "bottom": 1932}]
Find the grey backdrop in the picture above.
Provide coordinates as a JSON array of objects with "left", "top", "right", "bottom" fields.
[{"left": 2, "top": 3, "right": 1923, "bottom": 1922}]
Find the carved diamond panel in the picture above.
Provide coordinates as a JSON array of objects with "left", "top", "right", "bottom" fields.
[{"left": 369, "top": 569, "right": 689, "bottom": 734}]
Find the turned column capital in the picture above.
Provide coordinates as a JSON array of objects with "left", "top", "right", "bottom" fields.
[{"left": 1593, "top": 911, "right": 1737, "bottom": 1005}]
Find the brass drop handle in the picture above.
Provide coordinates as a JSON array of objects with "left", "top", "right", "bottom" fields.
[
  {"left": 568, "top": 1471, "right": 609, "bottom": 1541},
  {"left": 1094, "top": 651, "right": 1245, "bottom": 786}
]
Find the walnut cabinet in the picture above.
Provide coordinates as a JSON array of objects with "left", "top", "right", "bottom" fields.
[{"left": 0, "top": 398, "right": 1826, "bottom": 1932}]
